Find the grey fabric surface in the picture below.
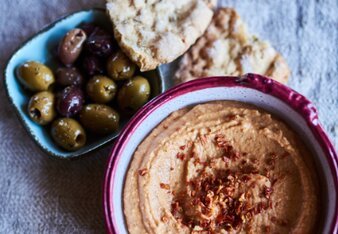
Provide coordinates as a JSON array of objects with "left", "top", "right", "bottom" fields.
[{"left": 0, "top": 0, "right": 337, "bottom": 233}]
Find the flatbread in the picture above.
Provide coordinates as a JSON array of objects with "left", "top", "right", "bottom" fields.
[
  {"left": 106, "top": 0, "right": 216, "bottom": 71},
  {"left": 175, "top": 8, "right": 290, "bottom": 84}
]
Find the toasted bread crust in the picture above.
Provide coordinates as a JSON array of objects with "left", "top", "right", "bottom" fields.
[
  {"left": 106, "top": 0, "right": 215, "bottom": 71},
  {"left": 175, "top": 8, "right": 290, "bottom": 84}
]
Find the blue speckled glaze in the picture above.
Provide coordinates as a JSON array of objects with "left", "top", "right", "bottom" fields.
[{"left": 4, "top": 9, "right": 164, "bottom": 159}]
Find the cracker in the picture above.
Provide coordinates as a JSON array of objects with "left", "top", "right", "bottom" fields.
[
  {"left": 106, "top": 0, "right": 215, "bottom": 71},
  {"left": 175, "top": 8, "right": 290, "bottom": 84}
]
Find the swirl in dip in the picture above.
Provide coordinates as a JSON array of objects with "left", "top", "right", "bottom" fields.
[{"left": 123, "top": 101, "right": 319, "bottom": 233}]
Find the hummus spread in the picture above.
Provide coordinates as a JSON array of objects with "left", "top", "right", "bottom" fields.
[{"left": 123, "top": 101, "right": 319, "bottom": 234}]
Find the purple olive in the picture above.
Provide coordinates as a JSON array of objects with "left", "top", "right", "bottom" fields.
[
  {"left": 80, "top": 23, "right": 97, "bottom": 36},
  {"left": 81, "top": 56, "right": 104, "bottom": 76},
  {"left": 58, "top": 29, "right": 87, "bottom": 65},
  {"left": 85, "top": 28, "right": 114, "bottom": 57},
  {"left": 56, "top": 67, "right": 84, "bottom": 87},
  {"left": 56, "top": 86, "right": 84, "bottom": 117}
]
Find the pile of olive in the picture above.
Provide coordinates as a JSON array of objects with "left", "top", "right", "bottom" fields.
[{"left": 16, "top": 23, "right": 151, "bottom": 151}]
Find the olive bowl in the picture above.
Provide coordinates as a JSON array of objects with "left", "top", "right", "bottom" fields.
[
  {"left": 103, "top": 74, "right": 338, "bottom": 234},
  {"left": 3, "top": 8, "right": 167, "bottom": 159}
]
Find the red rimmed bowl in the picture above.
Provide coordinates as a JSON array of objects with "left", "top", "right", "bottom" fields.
[{"left": 103, "top": 74, "right": 338, "bottom": 234}]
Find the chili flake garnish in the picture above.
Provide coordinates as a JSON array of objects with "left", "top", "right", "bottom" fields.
[
  {"left": 263, "top": 185, "right": 273, "bottom": 199},
  {"left": 170, "top": 170, "right": 272, "bottom": 232},
  {"left": 160, "top": 183, "right": 170, "bottom": 190},
  {"left": 176, "top": 152, "right": 185, "bottom": 160},
  {"left": 214, "top": 134, "right": 241, "bottom": 161},
  {"left": 179, "top": 145, "right": 186, "bottom": 150}
]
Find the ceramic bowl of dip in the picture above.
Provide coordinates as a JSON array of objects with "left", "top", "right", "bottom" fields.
[{"left": 103, "top": 74, "right": 338, "bottom": 234}]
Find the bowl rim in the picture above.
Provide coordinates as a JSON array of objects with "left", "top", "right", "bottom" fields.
[
  {"left": 103, "top": 74, "right": 338, "bottom": 234},
  {"left": 2, "top": 8, "right": 165, "bottom": 160}
]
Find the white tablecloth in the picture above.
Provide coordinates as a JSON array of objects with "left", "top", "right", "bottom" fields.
[{"left": 0, "top": 0, "right": 337, "bottom": 233}]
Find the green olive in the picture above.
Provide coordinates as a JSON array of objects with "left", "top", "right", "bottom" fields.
[
  {"left": 79, "top": 104, "right": 119, "bottom": 135},
  {"left": 28, "top": 91, "right": 56, "bottom": 125},
  {"left": 51, "top": 118, "right": 86, "bottom": 151},
  {"left": 86, "top": 75, "right": 117, "bottom": 103},
  {"left": 16, "top": 61, "right": 55, "bottom": 92},
  {"left": 117, "top": 76, "right": 150, "bottom": 113},
  {"left": 106, "top": 50, "right": 136, "bottom": 80}
]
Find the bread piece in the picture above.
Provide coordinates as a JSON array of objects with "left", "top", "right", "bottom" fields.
[
  {"left": 106, "top": 0, "right": 216, "bottom": 71},
  {"left": 175, "top": 8, "right": 290, "bottom": 84}
]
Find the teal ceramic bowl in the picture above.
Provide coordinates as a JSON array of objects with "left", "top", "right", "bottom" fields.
[{"left": 3, "top": 8, "right": 165, "bottom": 159}]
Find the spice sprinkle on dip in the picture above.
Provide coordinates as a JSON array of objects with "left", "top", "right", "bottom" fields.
[{"left": 123, "top": 101, "right": 319, "bottom": 234}]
